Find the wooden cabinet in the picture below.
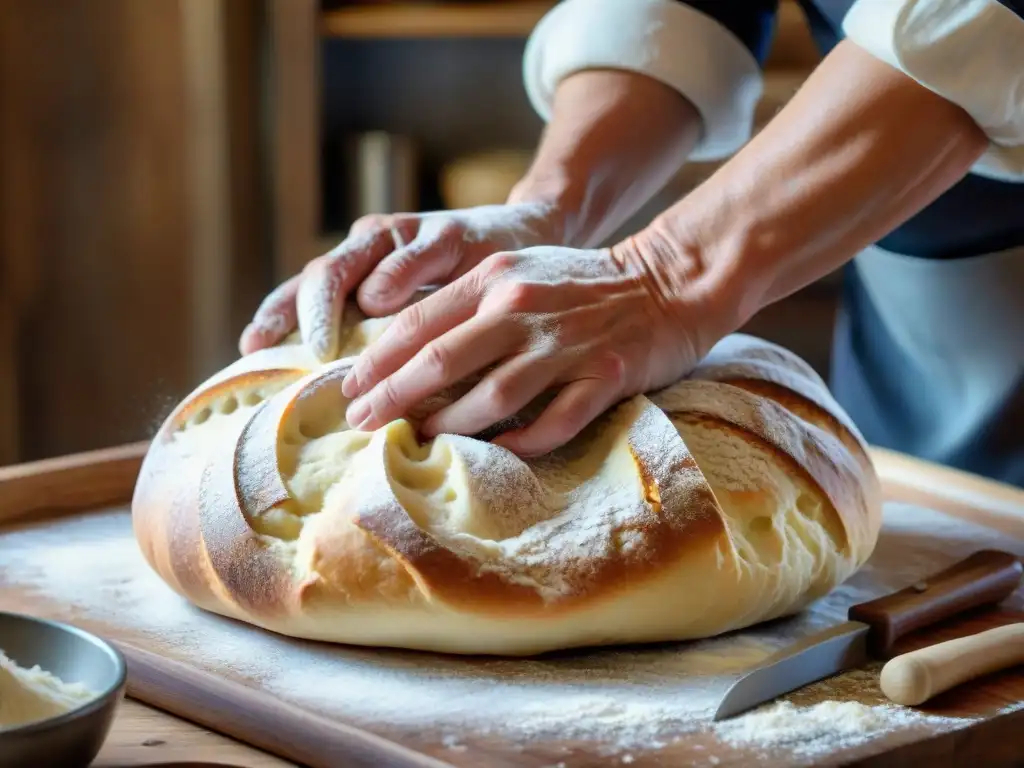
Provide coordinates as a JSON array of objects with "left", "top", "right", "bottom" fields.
[{"left": 0, "top": 0, "right": 268, "bottom": 463}]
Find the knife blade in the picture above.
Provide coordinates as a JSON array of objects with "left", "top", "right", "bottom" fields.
[{"left": 713, "top": 548, "right": 1023, "bottom": 720}]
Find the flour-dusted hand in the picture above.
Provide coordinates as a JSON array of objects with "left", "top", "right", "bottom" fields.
[
  {"left": 239, "top": 203, "right": 563, "bottom": 361},
  {"left": 340, "top": 241, "right": 725, "bottom": 456}
]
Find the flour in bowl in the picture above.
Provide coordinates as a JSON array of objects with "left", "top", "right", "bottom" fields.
[{"left": 0, "top": 650, "right": 95, "bottom": 729}]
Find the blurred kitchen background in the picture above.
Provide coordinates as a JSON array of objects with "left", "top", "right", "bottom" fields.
[{"left": 0, "top": 0, "right": 832, "bottom": 466}]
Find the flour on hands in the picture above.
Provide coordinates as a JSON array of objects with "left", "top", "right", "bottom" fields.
[
  {"left": 239, "top": 202, "right": 562, "bottom": 361},
  {"left": 341, "top": 244, "right": 713, "bottom": 456}
]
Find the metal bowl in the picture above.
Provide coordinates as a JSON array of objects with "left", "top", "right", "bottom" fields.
[{"left": 0, "top": 611, "right": 126, "bottom": 768}]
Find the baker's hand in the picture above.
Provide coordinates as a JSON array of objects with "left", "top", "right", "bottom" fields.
[
  {"left": 238, "top": 203, "right": 562, "bottom": 360},
  {"left": 340, "top": 242, "right": 714, "bottom": 457}
]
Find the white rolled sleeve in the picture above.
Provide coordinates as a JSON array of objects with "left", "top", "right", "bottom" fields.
[
  {"left": 843, "top": 0, "right": 1024, "bottom": 182},
  {"left": 522, "top": 0, "right": 764, "bottom": 162}
]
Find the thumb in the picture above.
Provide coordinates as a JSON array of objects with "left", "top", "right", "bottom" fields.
[{"left": 297, "top": 228, "right": 397, "bottom": 361}]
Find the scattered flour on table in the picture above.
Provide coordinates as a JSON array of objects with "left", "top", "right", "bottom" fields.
[
  {"left": 706, "top": 662, "right": 975, "bottom": 760},
  {"left": 0, "top": 502, "right": 1008, "bottom": 762},
  {"left": 0, "top": 510, "right": 775, "bottom": 753},
  {"left": 713, "top": 699, "right": 967, "bottom": 759}
]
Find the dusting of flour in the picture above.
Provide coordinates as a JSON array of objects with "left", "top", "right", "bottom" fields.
[
  {"left": 712, "top": 692, "right": 966, "bottom": 757},
  {"left": 0, "top": 510, "right": 771, "bottom": 753},
  {"left": 0, "top": 501, "right": 1018, "bottom": 765}
]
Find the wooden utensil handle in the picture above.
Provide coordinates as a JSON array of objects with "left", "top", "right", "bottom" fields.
[
  {"left": 848, "top": 550, "right": 1023, "bottom": 657},
  {"left": 879, "top": 623, "right": 1024, "bottom": 706}
]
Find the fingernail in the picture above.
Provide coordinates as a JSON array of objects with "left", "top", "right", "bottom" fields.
[
  {"left": 239, "top": 325, "right": 256, "bottom": 354},
  {"left": 341, "top": 370, "right": 360, "bottom": 399},
  {"left": 241, "top": 321, "right": 264, "bottom": 341},
  {"left": 240, "top": 323, "right": 272, "bottom": 355},
  {"left": 359, "top": 281, "right": 394, "bottom": 313},
  {"left": 346, "top": 398, "right": 370, "bottom": 429},
  {"left": 363, "top": 277, "right": 390, "bottom": 298}
]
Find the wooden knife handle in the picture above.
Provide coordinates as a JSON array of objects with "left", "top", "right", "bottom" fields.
[
  {"left": 879, "top": 623, "right": 1024, "bottom": 706},
  {"left": 847, "top": 549, "right": 1023, "bottom": 657}
]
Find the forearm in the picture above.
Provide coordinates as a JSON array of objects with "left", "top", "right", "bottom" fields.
[
  {"left": 508, "top": 69, "right": 702, "bottom": 249},
  {"left": 637, "top": 40, "right": 989, "bottom": 332}
]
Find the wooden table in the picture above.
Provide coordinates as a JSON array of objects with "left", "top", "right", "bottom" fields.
[
  {"left": 3, "top": 443, "right": 1024, "bottom": 768},
  {"left": 96, "top": 698, "right": 294, "bottom": 767}
]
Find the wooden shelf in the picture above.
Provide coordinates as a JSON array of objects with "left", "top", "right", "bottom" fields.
[
  {"left": 321, "top": 2, "right": 555, "bottom": 39},
  {"left": 320, "top": 1, "right": 821, "bottom": 69}
]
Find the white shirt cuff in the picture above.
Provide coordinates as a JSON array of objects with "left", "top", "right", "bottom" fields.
[
  {"left": 522, "top": 0, "right": 764, "bottom": 162},
  {"left": 843, "top": 0, "right": 1024, "bottom": 182}
]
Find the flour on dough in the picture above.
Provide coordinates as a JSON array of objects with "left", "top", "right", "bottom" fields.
[{"left": 0, "top": 650, "right": 95, "bottom": 729}]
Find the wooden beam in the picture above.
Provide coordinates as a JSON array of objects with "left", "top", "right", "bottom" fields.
[{"left": 266, "top": 0, "right": 321, "bottom": 283}]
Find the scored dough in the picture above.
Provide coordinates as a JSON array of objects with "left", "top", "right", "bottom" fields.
[
  {"left": 132, "top": 301, "right": 882, "bottom": 656},
  {"left": 0, "top": 650, "right": 95, "bottom": 729}
]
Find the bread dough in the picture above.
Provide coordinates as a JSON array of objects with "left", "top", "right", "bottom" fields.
[
  {"left": 0, "top": 650, "right": 95, "bottom": 729},
  {"left": 132, "top": 302, "right": 882, "bottom": 656}
]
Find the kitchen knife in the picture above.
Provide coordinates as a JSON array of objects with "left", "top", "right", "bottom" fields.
[{"left": 713, "top": 549, "right": 1023, "bottom": 720}]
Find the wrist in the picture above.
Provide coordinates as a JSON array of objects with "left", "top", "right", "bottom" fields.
[
  {"left": 611, "top": 221, "right": 750, "bottom": 357},
  {"left": 506, "top": 169, "right": 588, "bottom": 248}
]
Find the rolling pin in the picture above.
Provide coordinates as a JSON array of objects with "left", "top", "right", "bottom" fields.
[{"left": 880, "top": 623, "right": 1024, "bottom": 706}]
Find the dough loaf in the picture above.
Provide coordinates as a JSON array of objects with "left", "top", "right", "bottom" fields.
[
  {"left": 0, "top": 651, "right": 95, "bottom": 729},
  {"left": 132, "top": 302, "right": 882, "bottom": 656}
]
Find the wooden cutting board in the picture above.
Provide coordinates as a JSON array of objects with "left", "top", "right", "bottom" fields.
[{"left": 0, "top": 444, "right": 1023, "bottom": 768}]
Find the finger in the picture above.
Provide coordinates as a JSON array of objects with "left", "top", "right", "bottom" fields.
[
  {"left": 420, "top": 351, "right": 563, "bottom": 438},
  {"left": 345, "top": 313, "right": 523, "bottom": 432},
  {"left": 348, "top": 213, "right": 399, "bottom": 238},
  {"left": 357, "top": 231, "right": 463, "bottom": 316},
  {"left": 239, "top": 273, "right": 302, "bottom": 354},
  {"left": 296, "top": 227, "right": 401, "bottom": 361},
  {"left": 491, "top": 377, "right": 622, "bottom": 457},
  {"left": 341, "top": 272, "right": 484, "bottom": 398}
]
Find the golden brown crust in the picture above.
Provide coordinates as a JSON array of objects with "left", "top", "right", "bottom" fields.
[
  {"left": 164, "top": 368, "right": 307, "bottom": 437},
  {"left": 131, "top": 324, "right": 883, "bottom": 656},
  {"left": 670, "top": 382, "right": 872, "bottom": 556}
]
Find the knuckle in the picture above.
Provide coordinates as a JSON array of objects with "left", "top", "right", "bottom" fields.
[
  {"left": 483, "top": 376, "right": 520, "bottom": 413},
  {"left": 551, "top": 406, "right": 587, "bottom": 443},
  {"left": 492, "top": 281, "right": 536, "bottom": 314},
  {"left": 418, "top": 343, "right": 452, "bottom": 380},
  {"left": 351, "top": 357, "right": 376, "bottom": 389},
  {"left": 434, "top": 219, "right": 465, "bottom": 241},
  {"left": 352, "top": 213, "right": 388, "bottom": 233},
  {"left": 524, "top": 318, "right": 561, "bottom": 354},
  {"left": 300, "top": 253, "right": 328, "bottom": 277},
  {"left": 597, "top": 351, "right": 628, "bottom": 387},
  {"left": 376, "top": 377, "right": 403, "bottom": 413},
  {"left": 323, "top": 253, "right": 352, "bottom": 286},
  {"left": 394, "top": 303, "right": 426, "bottom": 338},
  {"left": 483, "top": 251, "right": 519, "bottom": 275},
  {"left": 545, "top": 318, "right": 569, "bottom": 346}
]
